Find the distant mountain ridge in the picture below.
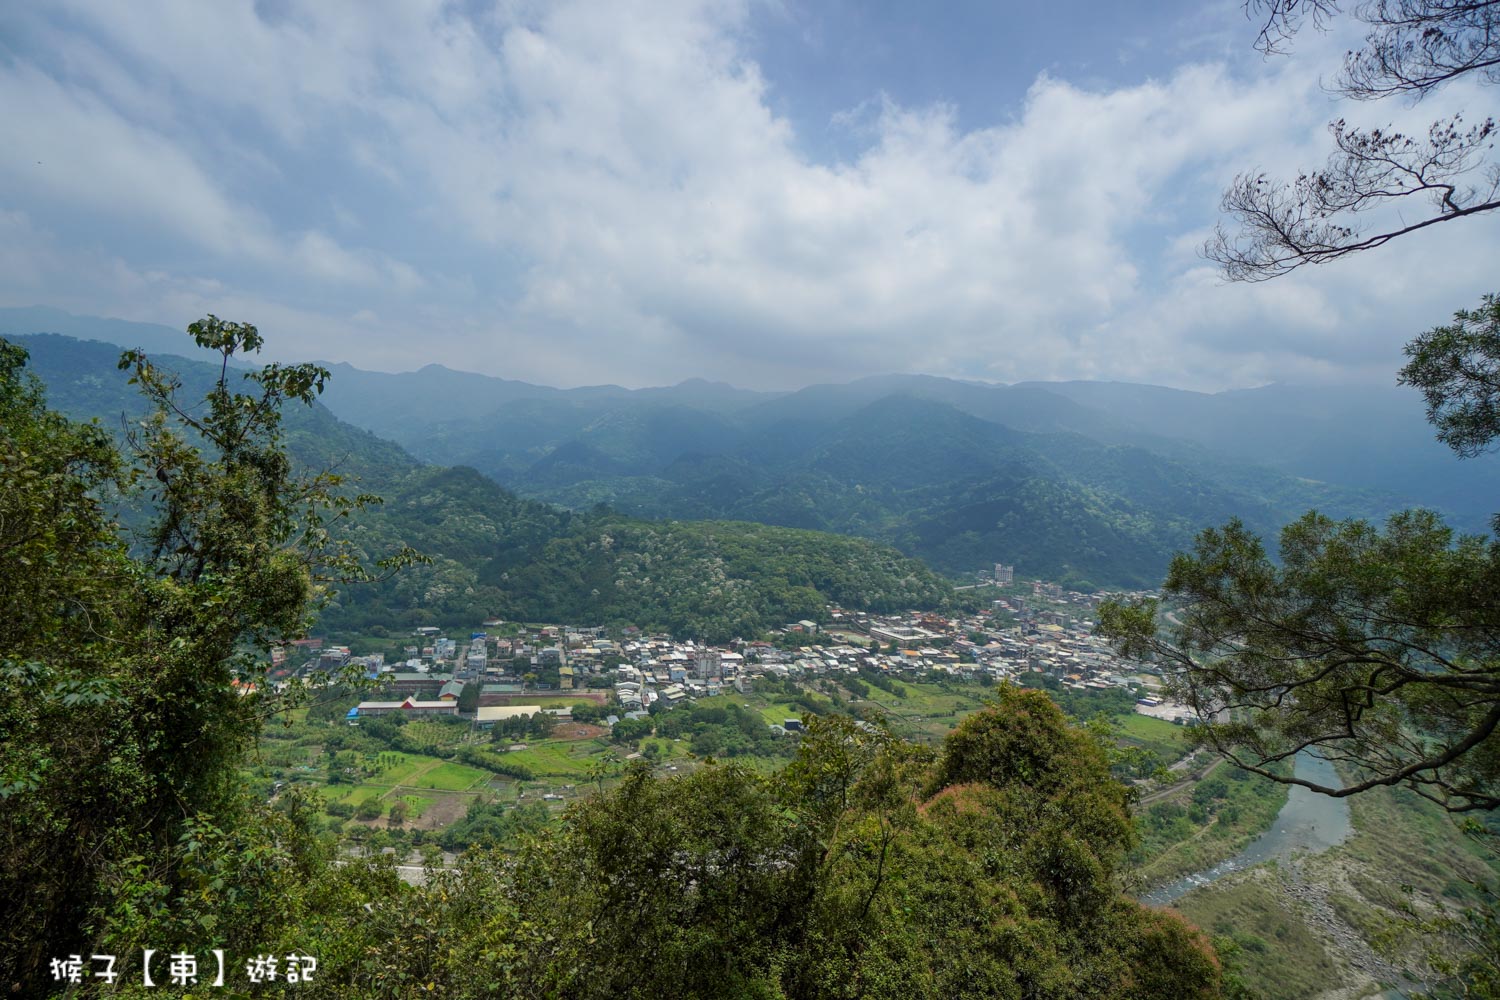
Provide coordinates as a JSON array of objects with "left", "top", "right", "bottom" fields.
[
  {"left": 6, "top": 307, "right": 1492, "bottom": 589},
  {"left": 6, "top": 329, "right": 962, "bottom": 640}
]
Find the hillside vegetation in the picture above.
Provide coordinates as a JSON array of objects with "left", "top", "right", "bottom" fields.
[
  {"left": 412, "top": 388, "right": 1397, "bottom": 589},
  {"left": 13, "top": 333, "right": 963, "bottom": 640},
  {"left": 0, "top": 331, "right": 1227, "bottom": 996},
  {"left": 4, "top": 310, "right": 1438, "bottom": 591}
]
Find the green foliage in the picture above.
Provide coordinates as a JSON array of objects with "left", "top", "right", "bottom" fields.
[
  {"left": 457, "top": 679, "right": 480, "bottom": 713},
  {"left": 1401, "top": 291, "right": 1500, "bottom": 464},
  {"left": 407, "top": 695, "right": 1226, "bottom": 999},
  {"left": 290, "top": 449, "right": 965, "bottom": 640},
  {"left": 654, "top": 702, "right": 791, "bottom": 759},
  {"left": 858, "top": 666, "right": 907, "bottom": 698},
  {"left": 483, "top": 710, "right": 555, "bottom": 743},
  {"left": 1096, "top": 284, "right": 1500, "bottom": 991},
  {"left": 1131, "top": 765, "right": 1290, "bottom": 887},
  {"left": 0, "top": 325, "right": 1236, "bottom": 997},
  {"left": 14, "top": 334, "right": 966, "bottom": 643},
  {"left": 454, "top": 745, "right": 535, "bottom": 781},
  {"left": 611, "top": 716, "right": 654, "bottom": 744},
  {"left": 439, "top": 798, "right": 551, "bottom": 851},
  {"left": 1101, "top": 510, "right": 1500, "bottom": 812},
  {"left": 570, "top": 700, "right": 604, "bottom": 723},
  {"left": 0, "top": 323, "right": 414, "bottom": 989}
]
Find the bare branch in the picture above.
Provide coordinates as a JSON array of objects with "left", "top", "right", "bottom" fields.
[
  {"left": 1220, "top": 2, "right": 1500, "bottom": 277},
  {"left": 1339, "top": 0, "right": 1500, "bottom": 99},
  {"left": 1206, "top": 115, "right": 1499, "bottom": 279},
  {"left": 1248, "top": 0, "right": 1344, "bottom": 55}
]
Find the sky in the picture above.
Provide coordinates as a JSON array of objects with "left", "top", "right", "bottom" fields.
[{"left": 2, "top": 0, "right": 1498, "bottom": 391}]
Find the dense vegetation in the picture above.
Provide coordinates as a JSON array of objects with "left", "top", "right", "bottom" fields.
[
  {"left": 13, "top": 333, "right": 962, "bottom": 642},
  {"left": 436, "top": 391, "right": 1395, "bottom": 589},
  {"left": 0, "top": 322, "right": 382, "bottom": 990},
  {"left": 333, "top": 463, "right": 958, "bottom": 640},
  {"left": 442, "top": 697, "right": 1226, "bottom": 999},
  {"left": 0, "top": 324, "right": 1235, "bottom": 996},
  {"left": 653, "top": 700, "right": 793, "bottom": 759}
]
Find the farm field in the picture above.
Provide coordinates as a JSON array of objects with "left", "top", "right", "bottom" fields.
[
  {"left": 499, "top": 740, "right": 615, "bottom": 779},
  {"left": 692, "top": 693, "right": 798, "bottom": 730},
  {"left": 258, "top": 675, "right": 1249, "bottom": 868},
  {"left": 853, "top": 680, "right": 987, "bottom": 740},
  {"left": 1112, "top": 711, "right": 1191, "bottom": 767}
]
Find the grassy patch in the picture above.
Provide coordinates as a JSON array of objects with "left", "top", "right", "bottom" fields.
[
  {"left": 693, "top": 693, "right": 787, "bottom": 730},
  {"left": 365, "top": 751, "right": 428, "bottom": 785},
  {"left": 1113, "top": 712, "right": 1190, "bottom": 763},
  {"left": 1174, "top": 877, "right": 1342, "bottom": 1000},
  {"left": 409, "top": 761, "right": 489, "bottom": 791},
  {"left": 396, "top": 793, "right": 435, "bottom": 818},
  {"left": 1131, "top": 765, "right": 1290, "bottom": 887},
  {"left": 1338, "top": 784, "right": 1497, "bottom": 903},
  {"left": 858, "top": 682, "right": 986, "bottom": 741},
  {"left": 402, "top": 720, "right": 467, "bottom": 748},
  {"left": 333, "top": 784, "right": 386, "bottom": 806},
  {"left": 1328, "top": 891, "right": 1390, "bottom": 942},
  {"left": 499, "top": 739, "right": 613, "bottom": 778}
]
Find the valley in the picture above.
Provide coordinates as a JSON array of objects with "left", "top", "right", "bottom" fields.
[{"left": 5, "top": 312, "right": 1496, "bottom": 998}]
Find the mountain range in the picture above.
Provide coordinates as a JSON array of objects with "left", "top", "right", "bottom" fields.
[
  {"left": 5, "top": 306, "right": 1494, "bottom": 593},
  {"left": 4, "top": 327, "right": 959, "bottom": 641}
]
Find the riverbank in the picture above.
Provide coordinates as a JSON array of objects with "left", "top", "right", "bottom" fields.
[
  {"left": 1171, "top": 778, "right": 1499, "bottom": 999},
  {"left": 1130, "top": 756, "right": 1291, "bottom": 893},
  {"left": 1141, "top": 751, "right": 1350, "bottom": 904}
]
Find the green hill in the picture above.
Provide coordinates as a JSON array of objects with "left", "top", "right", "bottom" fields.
[
  {"left": 6, "top": 310, "right": 1435, "bottom": 591},
  {"left": 10, "top": 332, "right": 962, "bottom": 640}
]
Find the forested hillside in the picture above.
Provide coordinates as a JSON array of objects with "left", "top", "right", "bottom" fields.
[
  {"left": 13, "top": 333, "right": 962, "bottom": 640},
  {"left": 1, "top": 328, "right": 1229, "bottom": 997},
  {"left": 483, "top": 391, "right": 1394, "bottom": 588},
  {"left": 4, "top": 310, "right": 1436, "bottom": 591},
  {"left": 309, "top": 368, "right": 1428, "bottom": 589}
]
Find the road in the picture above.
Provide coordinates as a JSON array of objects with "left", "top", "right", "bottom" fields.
[{"left": 1136, "top": 752, "right": 1222, "bottom": 807}]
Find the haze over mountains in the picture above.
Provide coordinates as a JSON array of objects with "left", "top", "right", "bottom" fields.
[
  {"left": 5, "top": 307, "right": 1494, "bottom": 591},
  {"left": 9, "top": 327, "right": 956, "bottom": 641}
]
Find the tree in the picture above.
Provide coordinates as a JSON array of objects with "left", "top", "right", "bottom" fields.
[
  {"left": 1206, "top": 0, "right": 1500, "bottom": 279},
  {"left": 570, "top": 700, "right": 603, "bottom": 724},
  {"left": 458, "top": 679, "right": 480, "bottom": 714},
  {"left": 0, "top": 318, "right": 414, "bottom": 988},
  {"left": 1100, "top": 509, "right": 1500, "bottom": 811},
  {"left": 469, "top": 695, "right": 1224, "bottom": 999},
  {"left": 1400, "top": 292, "right": 1500, "bottom": 465},
  {"left": 1100, "top": 2, "right": 1500, "bottom": 818},
  {"left": 611, "top": 716, "right": 653, "bottom": 744}
]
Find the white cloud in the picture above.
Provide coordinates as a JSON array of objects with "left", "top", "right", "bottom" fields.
[{"left": 1, "top": 0, "right": 1497, "bottom": 390}]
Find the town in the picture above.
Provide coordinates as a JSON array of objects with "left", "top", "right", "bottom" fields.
[
  {"left": 249, "top": 568, "right": 1232, "bottom": 895},
  {"left": 275, "top": 574, "right": 1192, "bottom": 736}
]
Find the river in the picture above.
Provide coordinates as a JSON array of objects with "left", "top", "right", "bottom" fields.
[{"left": 1140, "top": 750, "right": 1353, "bottom": 906}]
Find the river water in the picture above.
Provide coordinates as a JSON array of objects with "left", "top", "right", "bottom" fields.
[
  {"left": 1140, "top": 750, "right": 1353, "bottom": 906},
  {"left": 1137, "top": 754, "right": 1430, "bottom": 997}
]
